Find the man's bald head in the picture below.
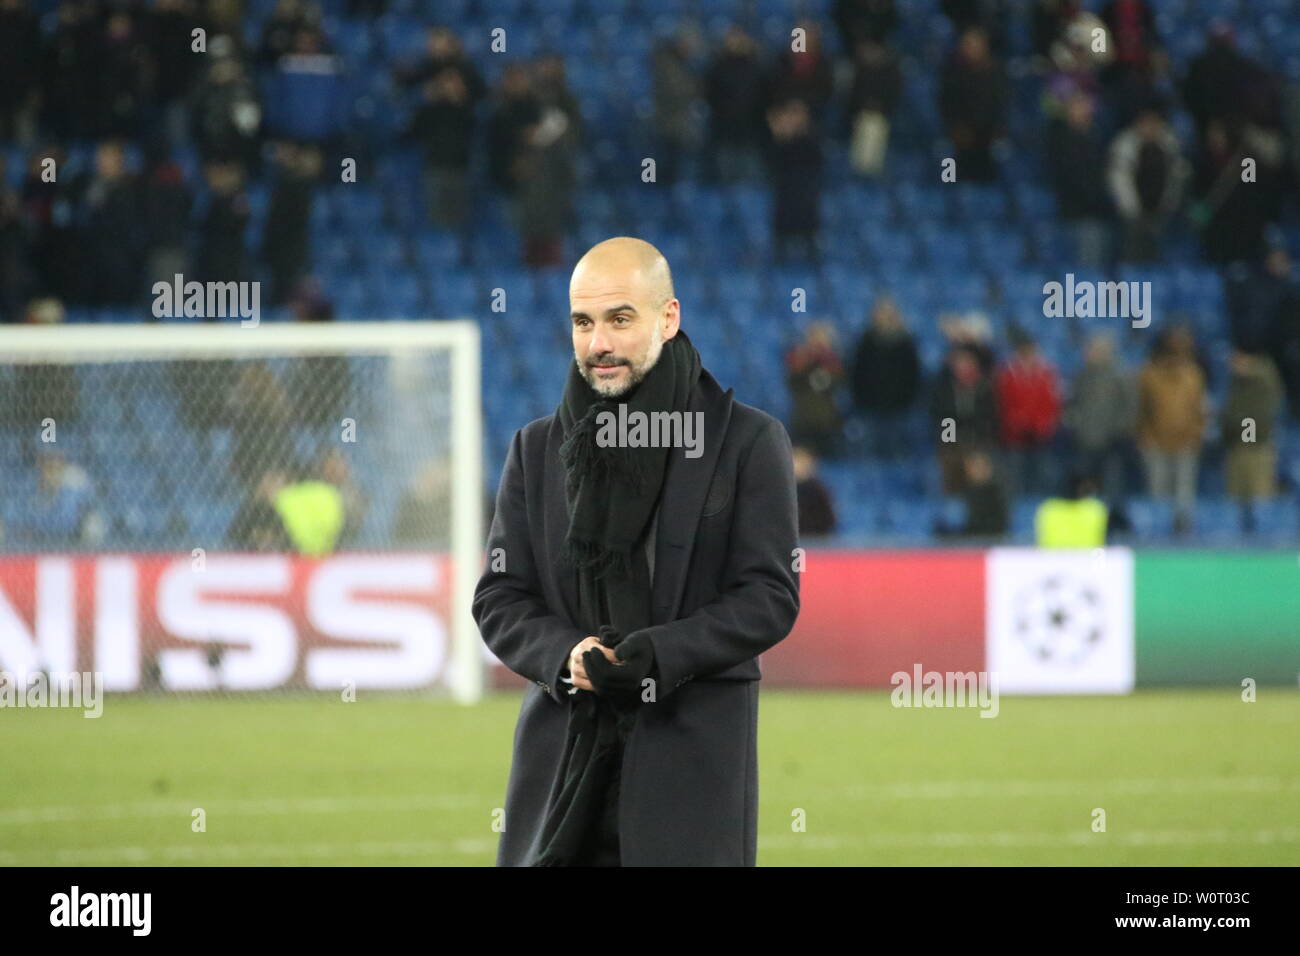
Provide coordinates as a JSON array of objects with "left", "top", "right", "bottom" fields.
[
  {"left": 569, "top": 237, "right": 681, "bottom": 398},
  {"left": 570, "top": 237, "right": 675, "bottom": 311}
]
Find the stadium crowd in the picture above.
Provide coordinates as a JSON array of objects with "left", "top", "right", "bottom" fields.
[{"left": 2, "top": 0, "right": 1299, "bottom": 548}]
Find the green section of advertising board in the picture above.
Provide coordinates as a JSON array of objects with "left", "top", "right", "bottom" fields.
[{"left": 1136, "top": 551, "right": 1300, "bottom": 685}]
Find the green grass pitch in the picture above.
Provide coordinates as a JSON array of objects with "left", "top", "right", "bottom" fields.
[{"left": 2, "top": 689, "right": 1296, "bottom": 866}]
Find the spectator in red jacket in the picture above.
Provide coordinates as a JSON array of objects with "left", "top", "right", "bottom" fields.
[{"left": 995, "top": 327, "right": 1062, "bottom": 497}]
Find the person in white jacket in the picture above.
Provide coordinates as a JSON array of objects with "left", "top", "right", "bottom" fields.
[{"left": 1107, "top": 106, "right": 1190, "bottom": 262}]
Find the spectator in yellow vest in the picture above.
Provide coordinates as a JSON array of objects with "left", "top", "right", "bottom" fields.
[
  {"left": 274, "top": 467, "right": 346, "bottom": 557},
  {"left": 1036, "top": 473, "right": 1109, "bottom": 548}
]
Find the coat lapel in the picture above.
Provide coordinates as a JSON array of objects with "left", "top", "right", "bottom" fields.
[
  {"left": 543, "top": 417, "right": 582, "bottom": 624},
  {"left": 651, "top": 370, "right": 733, "bottom": 624}
]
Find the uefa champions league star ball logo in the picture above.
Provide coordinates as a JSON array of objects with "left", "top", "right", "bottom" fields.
[{"left": 1013, "top": 574, "right": 1104, "bottom": 667}]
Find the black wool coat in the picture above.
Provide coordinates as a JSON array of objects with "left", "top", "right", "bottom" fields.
[{"left": 473, "top": 368, "right": 801, "bottom": 866}]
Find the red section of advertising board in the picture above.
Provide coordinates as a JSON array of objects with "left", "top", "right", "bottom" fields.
[
  {"left": 0, "top": 553, "right": 450, "bottom": 690},
  {"left": 758, "top": 549, "right": 986, "bottom": 687},
  {"left": 489, "top": 549, "right": 988, "bottom": 690},
  {"left": 0, "top": 550, "right": 984, "bottom": 692}
]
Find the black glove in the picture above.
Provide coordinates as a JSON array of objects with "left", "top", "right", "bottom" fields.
[{"left": 583, "top": 631, "right": 656, "bottom": 704}]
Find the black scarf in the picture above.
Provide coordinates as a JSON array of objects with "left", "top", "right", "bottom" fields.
[{"left": 531, "top": 331, "right": 701, "bottom": 866}]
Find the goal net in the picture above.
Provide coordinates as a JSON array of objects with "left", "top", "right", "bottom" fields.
[{"left": 0, "top": 321, "right": 483, "bottom": 702}]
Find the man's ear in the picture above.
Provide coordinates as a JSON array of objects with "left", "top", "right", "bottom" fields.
[{"left": 662, "top": 299, "right": 681, "bottom": 340}]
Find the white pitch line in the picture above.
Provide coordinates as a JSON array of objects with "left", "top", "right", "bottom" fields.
[
  {"left": 758, "top": 828, "right": 1300, "bottom": 850},
  {"left": 3, "top": 777, "right": 1294, "bottom": 827},
  {"left": 0, "top": 838, "right": 497, "bottom": 866},
  {"left": 0, "top": 793, "right": 493, "bottom": 826},
  {"left": 5, "top": 828, "right": 1296, "bottom": 865},
  {"left": 790, "top": 776, "right": 1300, "bottom": 801}
]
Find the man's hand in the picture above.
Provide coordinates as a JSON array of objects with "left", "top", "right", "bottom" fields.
[
  {"left": 564, "top": 636, "right": 617, "bottom": 692},
  {"left": 584, "top": 632, "right": 657, "bottom": 702}
]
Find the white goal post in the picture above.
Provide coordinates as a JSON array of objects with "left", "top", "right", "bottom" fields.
[{"left": 0, "top": 321, "right": 484, "bottom": 703}]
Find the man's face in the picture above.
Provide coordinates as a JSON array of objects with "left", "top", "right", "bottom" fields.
[
  {"left": 96, "top": 144, "right": 124, "bottom": 180},
  {"left": 873, "top": 299, "right": 900, "bottom": 331},
  {"left": 1086, "top": 336, "right": 1113, "bottom": 365},
  {"left": 1066, "top": 94, "right": 1093, "bottom": 129},
  {"left": 1136, "top": 111, "right": 1163, "bottom": 141},
  {"left": 38, "top": 454, "right": 63, "bottom": 490},
  {"left": 960, "top": 29, "right": 987, "bottom": 63},
  {"left": 428, "top": 29, "right": 454, "bottom": 58},
  {"left": 570, "top": 269, "right": 677, "bottom": 399},
  {"left": 1266, "top": 249, "right": 1289, "bottom": 278}
]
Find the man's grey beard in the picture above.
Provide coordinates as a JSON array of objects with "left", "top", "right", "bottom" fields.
[{"left": 580, "top": 330, "right": 665, "bottom": 398}]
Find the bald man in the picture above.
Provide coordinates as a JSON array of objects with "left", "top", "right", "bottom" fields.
[{"left": 473, "top": 237, "right": 800, "bottom": 866}]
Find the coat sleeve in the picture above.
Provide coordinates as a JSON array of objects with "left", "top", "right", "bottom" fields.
[
  {"left": 472, "top": 427, "right": 585, "bottom": 705},
  {"left": 635, "top": 418, "right": 801, "bottom": 696}
]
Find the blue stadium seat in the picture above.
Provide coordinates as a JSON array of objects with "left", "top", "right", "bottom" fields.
[
  {"left": 835, "top": 501, "right": 880, "bottom": 538},
  {"left": 335, "top": 187, "right": 384, "bottom": 228},
  {"left": 841, "top": 184, "right": 891, "bottom": 224},
  {"left": 1011, "top": 499, "right": 1040, "bottom": 542},
  {"left": 971, "top": 224, "right": 1027, "bottom": 272},
  {"left": 329, "top": 275, "right": 369, "bottom": 319},
  {"left": 1127, "top": 497, "right": 1175, "bottom": 539},
  {"left": 953, "top": 185, "right": 1008, "bottom": 222},
  {"left": 933, "top": 273, "right": 989, "bottom": 313},
  {"left": 360, "top": 234, "right": 407, "bottom": 271},
  {"left": 864, "top": 230, "right": 918, "bottom": 271},
  {"left": 823, "top": 265, "right": 876, "bottom": 319},
  {"left": 917, "top": 227, "right": 973, "bottom": 271},
  {"left": 1194, "top": 498, "right": 1247, "bottom": 543},
  {"left": 892, "top": 183, "right": 949, "bottom": 224},
  {"left": 430, "top": 274, "right": 480, "bottom": 318},
  {"left": 879, "top": 497, "right": 937, "bottom": 540},
  {"left": 1246, "top": 498, "right": 1300, "bottom": 544},
  {"left": 1011, "top": 183, "right": 1057, "bottom": 222},
  {"left": 369, "top": 272, "right": 426, "bottom": 317}
]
